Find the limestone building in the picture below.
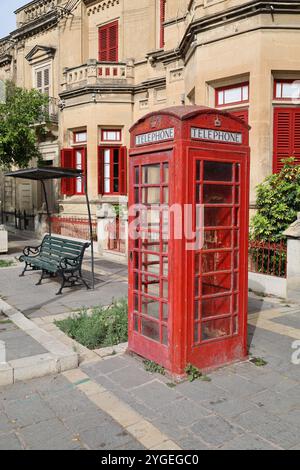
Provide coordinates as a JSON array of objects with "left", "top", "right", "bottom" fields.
[{"left": 0, "top": 0, "right": 300, "bottom": 258}]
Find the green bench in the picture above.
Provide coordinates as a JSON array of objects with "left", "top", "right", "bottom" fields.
[{"left": 20, "top": 235, "right": 91, "bottom": 295}]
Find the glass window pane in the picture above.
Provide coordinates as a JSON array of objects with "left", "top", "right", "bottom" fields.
[
  {"left": 282, "top": 83, "right": 294, "bottom": 99},
  {"left": 163, "top": 163, "right": 169, "bottom": 183},
  {"left": 142, "top": 187, "right": 160, "bottom": 205},
  {"left": 218, "top": 91, "right": 224, "bottom": 105},
  {"left": 142, "top": 253, "right": 160, "bottom": 275},
  {"left": 142, "top": 297, "right": 160, "bottom": 319},
  {"left": 202, "top": 272, "right": 231, "bottom": 296},
  {"left": 104, "top": 164, "right": 110, "bottom": 178},
  {"left": 202, "top": 251, "right": 232, "bottom": 273},
  {"left": 104, "top": 179, "right": 110, "bottom": 193},
  {"left": 104, "top": 149, "right": 110, "bottom": 164},
  {"left": 202, "top": 317, "right": 231, "bottom": 341},
  {"left": 203, "top": 229, "right": 232, "bottom": 249},
  {"left": 142, "top": 275, "right": 160, "bottom": 297},
  {"left": 204, "top": 185, "right": 233, "bottom": 204},
  {"left": 135, "top": 167, "right": 139, "bottom": 184},
  {"left": 204, "top": 162, "right": 233, "bottom": 182},
  {"left": 162, "top": 303, "right": 169, "bottom": 321},
  {"left": 202, "top": 296, "right": 231, "bottom": 319},
  {"left": 276, "top": 82, "right": 282, "bottom": 98},
  {"left": 134, "top": 314, "right": 139, "bottom": 332},
  {"left": 242, "top": 85, "right": 249, "bottom": 101},
  {"left": 162, "top": 326, "right": 168, "bottom": 346},
  {"left": 224, "top": 86, "right": 242, "bottom": 104},
  {"left": 204, "top": 207, "right": 232, "bottom": 227},
  {"left": 143, "top": 164, "right": 160, "bottom": 184},
  {"left": 141, "top": 318, "right": 160, "bottom": 342}
]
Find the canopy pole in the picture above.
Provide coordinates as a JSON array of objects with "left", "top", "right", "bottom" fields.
[
  {"left": 41, "top": 180, "right": 51, "bottom": 235},
  {"left": 84, "top": 176, "right": 95, "bottom": 290}
]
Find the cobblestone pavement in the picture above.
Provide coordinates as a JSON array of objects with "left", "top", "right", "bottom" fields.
[
  {"left": 2, "top": 233, "right": 300, "bottom": 450},
  {"left": 0, "top": 374, "right": 145, "bottom": 450},
  {"left": 1, "top": 303, "right": 300, "bottom": 450},
  {"left": 0, "top": 314, "right": 47, "bottom": 362}
]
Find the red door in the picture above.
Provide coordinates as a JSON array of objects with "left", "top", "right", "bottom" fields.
[
  {"left": 128, "top": 152, "right": 172, "bottom": 368},
  {"left": 187, "top": 149, "right": 249, "bottom": 370}
]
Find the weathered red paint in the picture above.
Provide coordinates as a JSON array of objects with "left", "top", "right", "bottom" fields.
[{"left": 128, "top": 106, "right": 251, "bottom": 376}]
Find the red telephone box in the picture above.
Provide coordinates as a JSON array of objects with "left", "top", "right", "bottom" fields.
[{"left": 128, "top": 106, "right": 250, "bottom": 375}]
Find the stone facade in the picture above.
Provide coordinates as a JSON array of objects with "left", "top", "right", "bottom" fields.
[{"left": 1, "top": 0, "right": 300, "bottom": 257}]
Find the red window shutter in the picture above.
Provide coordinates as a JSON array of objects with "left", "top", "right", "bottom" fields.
[
  {"left": 61, "top": 149, "right": 75, "bottom": 196},
  {"left": 82, "top": 147, "right": 87, "bottom": 194},
  {"left": 98, "top": 147, "right": 104, "bottom": 195},
  {"left": 273, "top": 108, "right": 293, "bottom": 173},
  {"left": 108, "top": 22, "right": 118, "bottom": 62},
  {"left": 230, "top": 109, "right": 249, "bottom": 124},
  {"left": 160, "top": 0, "right": 166, "bottom": 48},
  {"left": 293, "top": 109, "right": 300, "bottom": 166},
  {"left": 99, "top": 25, "right": 108, "bottom": 61},
  {"left": 120, "top": 146, "right": 127, "bottom": 195},
  {"left": 99, "top": 21, "right": 118, "bottom": 62}
]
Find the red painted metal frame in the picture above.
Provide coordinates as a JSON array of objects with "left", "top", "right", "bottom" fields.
[
  {"left": 61, "top": 147, "right": 87, "bottom": 196},
  {"left": 129, "top": 106, "right": 250, "bottom": 375},
  {"left": 215, "top": 82, "right": 249, "bottom": 108}
]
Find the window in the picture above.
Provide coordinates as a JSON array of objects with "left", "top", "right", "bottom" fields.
[
  {"left": 274, "top": 79, "right": 300, "bottom": 101},
  {"left": 160, "top": 0, "right": 166, "bottom": 48},
  {"left": 273, "top": 107, "right": 300, "bottom": 173},
  {"left": 98, "top": 146, "right": 127, "bottom": 195},
  {"left": 216, "top": 83, "right": 249, "bottom": 107},
  {"left": 35, "top": 65, "right": 50, "bottom": 96},
  {"left": 61, "top": 148, "right": 87, "bottom": 196},
  {"left": 101, "top": 129, "right": 122, "bottom": 142},
  {"left": 74, "top": 131, "right": 87, "bottom": 144},
  {"left": 98, "top": 21, "right": 118, "bottom": 62}
]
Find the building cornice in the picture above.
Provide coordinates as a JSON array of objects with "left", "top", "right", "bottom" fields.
[
  {"left": 59, "top": 77, "right": 167, "bottom": 100},
  {"left": 150, "top": 0, "right": 300, "bottom": 65},
  {"left": 10, "top": 10, "right": 59, "bottom": 41},
  {"left": 0, "top": 54, "right": 13, "bottom": 67}
]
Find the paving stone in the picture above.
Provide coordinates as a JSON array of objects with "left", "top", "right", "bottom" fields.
[
  {"left": 44, "top": 389, "right": 96, "bottom": 419},
  {"left": 108, "top": 365, "right": 154, "bottom": 389},
  {"left": 0, "top": 432, "right": 23, "bottom": 450},
  {"left": 0, "top": 412, "right": 14, "bottom": 436},
  {"left": 201, "top": 396, "right": 258, "bottom": 419},
  {"left": 158, "top": 397, "right": 211, "bottom": 426},
  {"left": 210, "top": 373, "right": 267, "bottom": 397},
  {"left": 220, "top": 433, "right": 281, "bottom": 450},
  {"left": 4, "top": 394, "right": 56, "bottom": 428},
  {"left": 117, "top": 440, "right": 146, "bottom": 450},
  {"left": 176, "top": 433, "right": 210, "bottom": 450},
  {"left": 190, "top": 415, "right": 242, "bottom": 447},
  {"left": 250, "top": 389, "right": 300, "bottom": 415},
  {"left": 0, "top": 380, "right": 37, "bottom": 402},
  {"left": 251, "top": 370, "right": 298, "bottom": 393},
  {"left": 233, "top": 409, "right": 300, "bottom": 449},
  {"left": 79, "top": 423, "right": 132, "bottom": 450},
  {"left": 82, "top": 356, "right": 128, "bottom": 376},
  {"left": 176, "top": 380, "right": 231, "bottom": 403},
  {"left": 63, "top": 409, "right": 112, "bottom": 433},
  {"left": 132, "top": 380, "right": 181, "bottom": 411}
]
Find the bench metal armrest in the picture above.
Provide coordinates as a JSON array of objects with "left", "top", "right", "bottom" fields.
[
  {"left": 19, "top": 244, "right": 42, "bottom": 261},
  {"left": 59, "top": 255, "right": 81, "bottom": 271}
]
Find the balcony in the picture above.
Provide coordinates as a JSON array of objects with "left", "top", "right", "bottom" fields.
[
  {"left": 61, "top": 59, "right": 135, "bottom": 92},
  {"left": 36, "top": 97, "right": 59, "bottom": 125}
]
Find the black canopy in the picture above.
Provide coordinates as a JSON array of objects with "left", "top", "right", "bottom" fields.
[{"left": 4, "top": 167, "right": 95, "bottom": 290}]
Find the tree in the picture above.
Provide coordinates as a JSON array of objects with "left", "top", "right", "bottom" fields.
[
  {"left": 251, "top": 158, "right": 300, "bottom": 242},
  {"left": 0, "top": 81, "right": 49, "bottom": 169}
]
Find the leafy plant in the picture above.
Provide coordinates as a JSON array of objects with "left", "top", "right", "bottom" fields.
[
  {"left": 0, "top": 81, "right": 49, "bottom": 168},
  {"left": 250, "top": 357, "right": 268, "bottom": 367},
  {"left": 143, "top": 360, "right": 166, "bottom": 375},
  {"left": 185, "top": 363, "right": 211, "bottom": 382},
  {"left": 251, "top": 158, "right": 300, "bottom": 242},
  {"left": 55, "top": 299, "right": 128, "bottom": 350},
  {"left": 0, "top": 260, "right": 14, "bottom": 268}
]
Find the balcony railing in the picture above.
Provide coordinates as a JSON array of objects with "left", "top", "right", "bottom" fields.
[
  {"left": 36, "top": 97, "right": 59, "bottom": 124},
  {"left": 62, "top": 59, "right": 134, "bottom": 91}
]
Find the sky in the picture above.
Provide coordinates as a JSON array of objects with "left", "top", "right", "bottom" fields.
[{"left": 0, "top": 0, "right": 27, "bottom": 38}]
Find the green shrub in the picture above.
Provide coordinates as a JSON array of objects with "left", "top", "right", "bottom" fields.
[
  {"left": 251, "top": 158, "right": 300, "bottom": 242},
  {"left": 55, "top": 299, "right": 128, "bottom": 350}
]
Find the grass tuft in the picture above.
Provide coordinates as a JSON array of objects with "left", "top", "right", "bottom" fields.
[{"left": 55, "top": 299, "right": 128, "bottom": 350}]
